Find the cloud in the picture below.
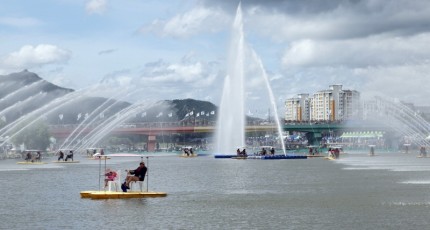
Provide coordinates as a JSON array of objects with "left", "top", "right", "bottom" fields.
[
  {"left": 354, "top": 64, "right": 430, "bottom": 104},
  {"left": 282, "top": 33, "right": 430, "bottom": 68},
  {"left": 140, "top": 6, "right": 230, "bottom": 38},
  {"left": 100, "top": 69, "right": 133, "bottom": 87},
  {"left": 98, "top": 49, "right": 116, "bottom": 55},
  {"left": 98, "top": 56, "right": 223, "bottom": 103},
  {"left": 85, "top": 0, "right": 107, "bottom": 15},
  {"left": 140, "top": 59, "right": 217, "bottom": 87},
  {"left": 0, "top": 17, "right": 42, "bottom": 27},
  {"left": 200, "top": 0, "right": 430, "bottom": 42},
  {"left": 1, "top": 44, "right": 71, "bottom": 69}
]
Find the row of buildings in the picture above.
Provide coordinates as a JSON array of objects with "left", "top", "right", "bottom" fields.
[{"left": 284, "top": 84, "right": 361, "bottom": 122}]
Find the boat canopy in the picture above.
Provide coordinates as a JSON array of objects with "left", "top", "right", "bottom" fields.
[
  {"left": 86, "top": 148, "right": 105, "bottom": 154},
  {"left": 340, "top": 131, "right": 384, "bottom": 138},
  {"left": 24, "top": 149, "right": 44, "bottom": 152}
]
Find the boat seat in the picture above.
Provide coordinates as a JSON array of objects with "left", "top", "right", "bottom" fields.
[
  {"left": 107, "top": 170, "right": 121, "bottom": 192},
  {"left": 129, "top": 180, "right": 145, "bottom": 192}
]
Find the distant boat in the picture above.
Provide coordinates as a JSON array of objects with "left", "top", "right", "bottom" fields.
[
  {"left": 16, "top": 150, "right": 46, "bottom": 164},
  {"left": 53, "top": 148, "right": 79, "bottom": 163},
  {"left": 80, "top": 153, "right": 167, "bottom": 199},
  {"left": 179, "top": 146, "right": 198, "bottom": 158},
  {"left": 86, "top": 148, "right": 110, "bottom": 159}
]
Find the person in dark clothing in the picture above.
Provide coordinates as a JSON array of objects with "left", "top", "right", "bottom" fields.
[
  {"left": 241, "top": 149, "right": 247, "bottom": 157},
  {"left": 270, "top": 147, "right": 275, "bottom": 155},
  {"left": 122, "top": 162, "right": 147, "bottom": 192},
  {"left": 58, "top": 151, "right": 64, "bottom": 161},
  {"left": 35, "top": 151, "right": 41, "bottom": 162},
  {"left": 65, "top": 150, "right": 73, "bottom": 161},
  {"left": 25, "top": 152, "right": 32, "bottom": 162}
]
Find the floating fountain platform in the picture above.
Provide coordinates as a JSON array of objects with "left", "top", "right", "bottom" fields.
[
  {"left": 52, "top": 161, "right": 80, "bottom": 163},
  {"left": 248, "top": 155, "right": 307, "bottom": 160},
  {"left": 80, "top": 190, "right": 167, "bottom": 199},
  {"left": 214, "top": 155, "right": 237, "bottom": 158},
  {"left": 16, "top": 161, "right": 48, "bottom": 165},
  {"left": 214, "top": 155, "right": 307, "bottom": 159}
]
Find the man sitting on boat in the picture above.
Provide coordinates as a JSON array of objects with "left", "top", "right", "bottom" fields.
[
  {"left": 35, "top": 151, "right": 41, "bottom": 162},
  {"left": 420, "top": 146, "right": 427, "bottom": 157},
  {"left": 25, "top": 152, "right": 32, "bottom": 162},
  {"left": 121, "top": 161, "right": 147, "bottom": 192},
  {"left": 184, "top": 148, "right": 190, "bottom": 156},
  {"left": 65, "top": 150, "right": 73, "bottom": 161},
  {"left": 241, "top": 148, "right": 247, "bottom": 157},
  {"left": 57, "top": 151, "right": 64, "bottom": 161},
  {"left": 261, "top": 148, "right": 267, "bottom": 156}
]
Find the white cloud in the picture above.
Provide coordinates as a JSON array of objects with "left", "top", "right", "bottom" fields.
[
  {"left": 142, "top": 61, "right": 216, "bottom": 87},
  {"left": 282, "top": 33, "right": 430, "bottom": 68},
  {"left": 85, "top": 0, "right": 107, "bottom": 15},
  {"left": 141, "top": 6, "right": 230, "bottom": 38},
  {"left": 246, "top": 1, "right": 430, "bottom": 42},
  {"left": 354, "top": 63, "right": 430, "bottom": 104},
  {"left": 1, "top": 44, "right": 71, "bottom": 69}
]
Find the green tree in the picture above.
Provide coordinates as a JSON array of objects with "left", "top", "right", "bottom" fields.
[{"left": 11, "top": 120, "right": 51, "bottom": 151}]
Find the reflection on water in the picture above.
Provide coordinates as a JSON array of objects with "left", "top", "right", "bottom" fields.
[{"left": 1, "top": 152, "right": 430, "bottom": 229}]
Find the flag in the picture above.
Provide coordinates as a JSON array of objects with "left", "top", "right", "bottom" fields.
[
  {"left": 185, "top": 113, "right": 189, "bottom": 117},
  {"left": 156, "top": 112, "right": 163, "bottom": 118},
  {"left": 190, "top": 111, "right": 194, "bottom": 116},
  {"left": 211, "top": 111, "right": 215, "bottom": 115},
  {"left": 168, "top": 112, "right": 173, "bottom": 117},
  {"left": 196, "top": 113, "right": 200, "bottom": 117},
  {"left": 206, "top": 113, "right": 209, "bottom": 116},
  {"left": 141, "top": 112, "right": 146, "bottom": 117},
  {"left": 59, "top": 114, "right": 63, "bottom": 120},
  {"left": 201, "top": 111, "right": 205, "bottom": 115},
  {"left": 77, "top": 113, "right": 82, "bottom": 121}
]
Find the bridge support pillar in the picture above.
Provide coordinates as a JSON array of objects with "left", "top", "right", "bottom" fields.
[
  {"left": 147, "top": 135, "right": 157, "bottom": 152},
  {"left": 306, "top": 132, "right": 322, "bottom": 145}
]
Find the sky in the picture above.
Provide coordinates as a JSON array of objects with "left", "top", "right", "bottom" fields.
[{"left": 1, "top": 0, "right": 430, "bottom": 117}]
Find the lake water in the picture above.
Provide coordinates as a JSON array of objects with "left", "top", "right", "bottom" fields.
[{"left": 1, "top": 151, "right": 430, "bottom": 229}]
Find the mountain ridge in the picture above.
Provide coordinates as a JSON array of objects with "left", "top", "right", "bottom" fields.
[{"left": 0, "top": 71, "right": 220, "bottom": 125}]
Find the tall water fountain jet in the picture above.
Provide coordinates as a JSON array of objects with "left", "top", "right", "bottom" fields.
[
  {"left": 250, "top": 50, "right": 287, "bottom": 155},
  {"left": 215, "top": 3, "right": 245, "bottom": 154}
]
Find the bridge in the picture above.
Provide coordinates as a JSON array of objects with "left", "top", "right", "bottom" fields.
[{"left": 49, "top": 120, "right": 390, "bottom": 143}]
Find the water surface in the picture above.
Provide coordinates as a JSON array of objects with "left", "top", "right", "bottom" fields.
[{"left": 1, "top": 152, "right": 429, "bottom": 229}]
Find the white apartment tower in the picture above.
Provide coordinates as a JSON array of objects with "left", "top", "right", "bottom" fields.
[
  {"left": 285, "top": 85, "right": 360, "bottom": 121},
  {"left": 284, "top": 94, "right": 310, "bottom": 121}
]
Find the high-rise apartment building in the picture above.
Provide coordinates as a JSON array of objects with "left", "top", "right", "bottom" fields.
[
  {"left": 284, "top": 94, "right": 310, "bottom": 121},
  {"left": 285, "top": 84, "right": 360, "bottom": 121}
]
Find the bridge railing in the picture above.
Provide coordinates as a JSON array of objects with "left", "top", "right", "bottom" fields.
[{"left": 48, "top": 120, "right": 279, "bottom": 130}]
